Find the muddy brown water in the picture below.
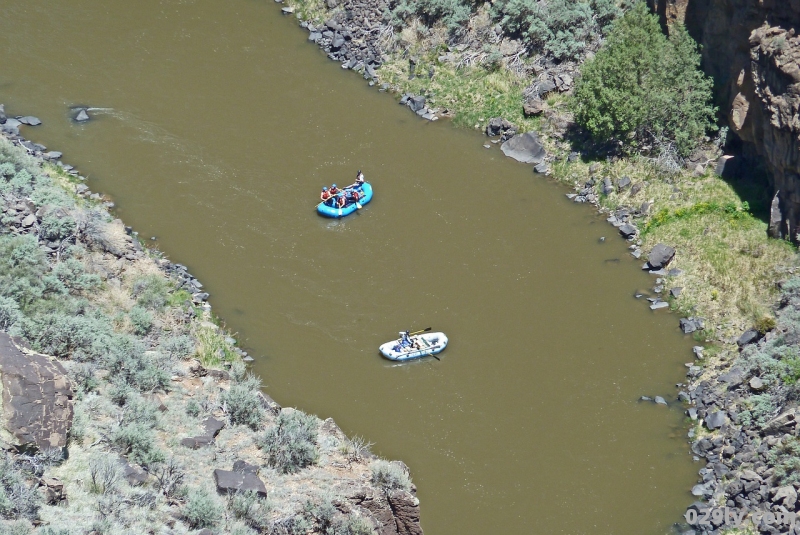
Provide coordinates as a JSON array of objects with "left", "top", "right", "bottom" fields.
[{"left": 1, "top": 1, "right": 700, "bottom": 533}]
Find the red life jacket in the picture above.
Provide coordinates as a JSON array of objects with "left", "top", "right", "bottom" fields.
[
  {"left": 330, "top": 186, "right": 339, "bottom": 195},
  {"left": 351, "top": 191, "right": 361, "bottom": 201},
  {"left": 337, "top": 196, "right": 346, "bottom": 208},
  {"left": 321, "top": 190, "right": 331, "bottom": 201}
]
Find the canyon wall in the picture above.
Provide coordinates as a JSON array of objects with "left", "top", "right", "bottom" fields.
[{"left": 652, "top": 0, "right": 800, "bottom": 238}]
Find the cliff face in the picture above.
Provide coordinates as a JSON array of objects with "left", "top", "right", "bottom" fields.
[{"left": 653, "top": 0, "right": 800, "bottom": 239}]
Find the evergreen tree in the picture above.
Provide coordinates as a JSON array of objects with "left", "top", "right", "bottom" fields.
[{"left": 571, "top": 2, "right": 716, "bottom": 155}]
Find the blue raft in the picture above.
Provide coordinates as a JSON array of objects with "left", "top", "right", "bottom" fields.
[{"left": 316, "top": 182, "right": 373, "bottom": 218}]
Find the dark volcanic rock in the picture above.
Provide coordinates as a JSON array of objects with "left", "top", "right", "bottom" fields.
[
  {"left": 737, "top": 329, "right": 760, "bottom": 348},
  {"left": 618, "top": 224, "right": 637, "bottom": 238},
  {"left": 213, "top": 469, "right": 267, "bottom": 497},
  {"left": 523, "top": 98, "right": 546, "bottom": 117},
  {"left": 18, "top": 116, "right": 42, "bottom": 126},
  {"left": 0, "top": 333, "right": 74, "bottom": 451},
  {"left": 387, "top": 489, "right": 423, "bottom": 535},
  {"left": 180, "top": 416, "right": 225, "bottom": 449},
  {"left": 705, "top": 411, "right": 727, "bottom": 430},
  {"left": 500, "top": 132, "right": 546, "bottom": 164},
  {"left": 408, "top": 96, "right": 426, "bottom": 113},
  {"left": 647, "top": 244, "right": 676, "bottom": 269}
]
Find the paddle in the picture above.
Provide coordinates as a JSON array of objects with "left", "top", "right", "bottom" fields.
[{"left": 409, "top": 327, "right": 432, "bottom": 336}]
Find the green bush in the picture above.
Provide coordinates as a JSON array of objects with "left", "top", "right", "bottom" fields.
[
  {"left": 389, "top": 0, "right": 471, "bottom": 32},
  {"left": 132, "top": 275, "right": 171, "bottom": 311},
  {"left": 128, "top": 306, "right": 153, "bottom": 336},
  {"left": 0, "top": 235, "right": 48, "bottom": 309},
  {"left": 88, "top": 455, "right": 122, "bottom": 495},
  {"left": 260, "top": 410, "right": 318, "bottom": 474},
  {"left": 0, "top": 454, "right": 40, "bottom": 520},
  {"left": 159, "top": 334, "right": 194, "bottom": 360},
  {"left": 51, "top": 259, "right": 101, "bottom": 293},
  {"left": 186, "top": 399, "right": 201, "bottom": 417},
  {"left": 369, "top": 460, "right": 412, "bottom": 491},
  {"left": 738, "top": 393, "right": 776, "bottom": 427},
  {"left": 18, "top": 311, "right": 115, "bottom": 362},
  {"left": 39, "top": 215, "right": 76, "bottom": 243},
  {"left": 571, "top": 2, "right": 716, "bottom": 156},
  {"left": 0, "top": 296, "right": 21, "bottom": 331},
  {"left": 103, "top": 335, "right": 170, "bottom": 392},
  {"left": 112, "top": 423, "right": 165, "bottom": 466},
  {"left": 492, "top": 0, "right": 619, "bottom": 60},
  {"left": 183, "top": 488, "right": 222, "bottom": 529},
  {"left": 229, "top": 489, "right": 272, "bottom": 531},
  {"left": 769, "top": 438, "right": 800, "bottom": 485},
  {"left": 222, "top": 379, "right": 265, "bottom": 431}
]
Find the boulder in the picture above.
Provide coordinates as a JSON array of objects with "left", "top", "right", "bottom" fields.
[
  {"left": 500, "top": 132, "right": 546, "bottom": 164},
  {"left": 232, "top": 460, "right": 260, "bottom": 475},
  {"left": 669, "top": 287, "right": 683, "bottom": 298},
  {"left": 737, "top": 329, "right": 760, "bottom": 348},
  {"left": 522, "top": 99, "right": 547, "bottom": 117},
  {"left": 764, "top": 409, "right": 798, "bottom": 435},
  {"left": 617, "top": 176, "right": 631, "bottom": 191},
  {"left": 647, "top": 244, "right": 676, "bottom": 269},
  {"left": 408, "top": 96, "right": 426, "bottom": 113},
  {"left": 387, "top": 489, "right": 423, "bottom": 535},
  {"left": 705, "top": 411, "right": 727, "bottom": 430},
  {"left": 485, "top": 117, "right": 514, "bottom": 137},
  {"left": 772, "top": 486, "right": 798, "bottom": 509},
  {"left": 680, "top": 317, "right": 704, "bottom": 334},
  {"left": 601, "top": 177, "right": 613, "bottom": 195},
  {"left": 533, "top": 162, "right": 548, "bottom": 174},
  {"left": 213, "top": 469, "right": 267, "bottom": 497},
  {"left": 654, "top": 396, "right": 667, "bottom": 405},
  {"left": 537, "top": 78, "right": 556, "bottom": 97},
  {"left": 18, "top": 116, "right": 42, "bottom": 126},
  {"left": 40, "top": 476, "right": 66, "bottom": 505},
  {"left": 180, "top": 416, "right": 225, "bottom": 449},
  {"left": 0, "top": 333, "right": 74, "bottom": 451},
  {"left": 715, "top": 155, "right": 739, "bottom": 179},
  {"left": 749, "top": 376, "right": 765, "bottom": 391},
  {"left": 618, "top": 224, "right": 637, "bottom": 238},
  {"left": 768, "top": 191, "right": 783, "bottom": 239}
]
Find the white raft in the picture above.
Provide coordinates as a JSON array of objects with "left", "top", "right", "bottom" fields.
[{"left": 379, "top": 332, "right": 448, "bottom": 361}]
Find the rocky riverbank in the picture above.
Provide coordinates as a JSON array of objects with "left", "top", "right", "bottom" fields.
[
  {"left": 273, "top": 1, "right": 800, "bottom": 532},
  {"left": 0, "top": 109, "right": 422, "bottom": 535}
]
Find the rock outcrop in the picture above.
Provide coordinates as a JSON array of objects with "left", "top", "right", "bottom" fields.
[
  {"left": 0, "top": 333, "right": 74, "bottom": 451},
  {"left": 655, "top": 1, "right": 800, "bottom": 239}
]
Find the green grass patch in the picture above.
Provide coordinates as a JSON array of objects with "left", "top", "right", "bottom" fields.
[
  {"left": 167, "top": 289, "right": 192, "bottom": 308},
  {"left": 380, "top": 57, "right": 539, "bottom": 132},
  {"left": 193, "top": 325, "right": 237, "bottom": 367}
]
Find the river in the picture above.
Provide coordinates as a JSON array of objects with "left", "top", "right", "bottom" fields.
[{"left": 1, "top": 1, "right": 698, "bottom": 533}]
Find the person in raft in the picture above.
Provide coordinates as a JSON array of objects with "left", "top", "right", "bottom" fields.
[
  {"left": 320, "top": 186, "right": 334, "bottom": 206},
  {"left": 348, "top": 170, "right": 365, "bottom": 189},
  {"left": 337, "top": 194, "right": 347, "bottom": 209},
  {"left": 329, "top": 184, "right": 340, "bottom": 196},
  {"left": 347, "top": 188, "right": 361, "bottom": 205}
]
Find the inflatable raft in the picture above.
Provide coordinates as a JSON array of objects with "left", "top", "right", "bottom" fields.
[
  {"left": 316, "top": 182, "right": 373, "bottom": 218},
  {"left": 379, "top": 332, "right": 448, "bottom": 361}
]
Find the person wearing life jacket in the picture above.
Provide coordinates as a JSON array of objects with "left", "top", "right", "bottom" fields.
[
  {"left": 329, "top": 184, "right": 339, "bottom": 196},
  {"left": 399, "top": 331, "right": 412, "bottom": 347},
  {"left": 348, "top": 189, "right": 361, "bottom": 204},
  {"left": 320, "top": 186, "right": 332, "bottom": 203},
  {"left": 337, "top": 194, "right": 347, "bottom": 209}
]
